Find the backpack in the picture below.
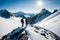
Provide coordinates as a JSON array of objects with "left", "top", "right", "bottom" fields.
[{"left": 21, "top": 19, "right": 24, "bottom": 23}]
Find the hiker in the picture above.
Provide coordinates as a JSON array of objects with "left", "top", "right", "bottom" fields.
[
  {"left": 21, "top": 18, "right": 24, "bottom": 27},
  {"left": 25, "top": 18, "right": 28, "bottom": 26}
]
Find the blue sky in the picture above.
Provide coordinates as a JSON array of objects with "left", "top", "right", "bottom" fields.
[{"left": 0, "top": 0, "right": 60, "bottom": 13}]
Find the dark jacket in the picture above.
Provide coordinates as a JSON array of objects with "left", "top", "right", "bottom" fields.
[{"left": 21, "top": 19, "right": 24, "bottom": 23}]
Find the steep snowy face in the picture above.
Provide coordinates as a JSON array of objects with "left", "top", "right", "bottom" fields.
[
  {"left": 28, "top": 9, "right": 52, "bottom": 24},
  {"left": 34, "top": 10, "right": 60, "bottom": 37},
  {"left": 0, "top": 9, "right": 13, "bottom": 18}
]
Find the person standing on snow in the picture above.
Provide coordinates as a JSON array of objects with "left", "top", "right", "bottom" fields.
[
  {"left": 21, "top": 18, "right": 24, "bottom": 27},
  {"left": 25, "top": 18, "right": 28, "bottom": 26}
]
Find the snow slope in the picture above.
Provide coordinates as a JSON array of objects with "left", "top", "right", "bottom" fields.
[
  {"left": 25, "top": 25, "right": 48, "bottom": 40},
  {"left": 0, "top": 17, "right": 22, "bottom": 38},
  {"left": 2, "top": 24, "right": 48, "bottom": 40},
  {"left": 1, "top": 18, "right": 60, "bottom": 40},
  {"left": 34, "top": 10, "right": 60, "bottom": 37},
  {"left": 26, "top": 28, "right": 47, "bottom": 40},
  {"left": 3, "top": 24, "right": 60, "bottom": 40}
]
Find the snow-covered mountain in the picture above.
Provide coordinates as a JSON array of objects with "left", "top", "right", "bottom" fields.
[
  {"left": 52, "top": 9, "right": 58, "bottom": 13},
  {"left": 0, "top": 9, "right": 35, "bottom": 19},
  {"left": 14, "top": 11, "right": 35, "bottom": 18},
  {"left": 28, "top": 9, "right": 52, "bottom": 24},
  {"left": 34, "top": 9, "right": 60, "bottom": 37},
  {"left": 0, "top": 9, "right": 13, "bottom": 18},
  {"left": 0, "top": 9, "right": 60, "bottom": 40},
  {"left": 25, "top": 13, "right": 36, "bottom": 17},
  {"left": 40, "top": 9, "right": 60, "bottom": 22},
  {"left": 14, "top": 11, "right": 26, "bottom": 18}
]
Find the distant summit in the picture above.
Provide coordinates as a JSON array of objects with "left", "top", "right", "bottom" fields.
[
  {"left": 52, "top": 9, "right": 58, "bottom": 13},
  {"left": 0, "top": 9, "right": 35, "bottom": 19},
  {"left": 40, "top": 9, "right": 51, "bottom": 14},
  {"left": 0, "top": 9, "right": 13, "bottom": 18},
  {"left": 14, "top": 11, "right": 35, "bottom": 18},
  {"left": 14, "top": 11, "right": 26, "bottom": 18}
]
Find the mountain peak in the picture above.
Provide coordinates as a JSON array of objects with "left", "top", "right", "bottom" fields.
[
  {"left": 0, "top": 9, "right": 13, "bottom": 18},
  {"left": 39, "top": 8, "right": 51, "bottom": 15},
  {"left": 0, "top": 9, "right": 8, "bottom": 12},
  {"left": 52, "top": 9, "right": 58, "bottom": 13},
  {"left": 41, "top": 9, "right": 47, "bottom": 11},
  {"left": 0, "top": 9, "right": 9, "bottom": 14},
  {"left": 15, "top": 11, "right": 25, "bottom": 15},
  {"left": 28, "top": 9, "right": 52, "bottom": 24},
  {"left": 40, "top": 9, "right": 50, "bottom": 13}
]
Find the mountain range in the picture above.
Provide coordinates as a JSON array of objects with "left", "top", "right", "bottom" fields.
[
  {"left": 0, "top": 9, "right": 58, "bottom": 24},
  {"left": 0, "top": 8, "right": 60, "bottom": 40}
]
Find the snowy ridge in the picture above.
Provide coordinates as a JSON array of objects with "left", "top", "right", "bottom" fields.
[
  {"left": 34, "top": 10, "right": 60, "bottom": 37},
  {"left": 1, "top": 24, "right": 60, "bottom": 40},
  {"left": 8, "top": 25, "right": 60, "bottom": 40},
  {"left": 41, "top": 9, "right": 60, "bottom": 22},
  {"left": 6, "top": 27, "right": 27, "bottom": 40}
]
